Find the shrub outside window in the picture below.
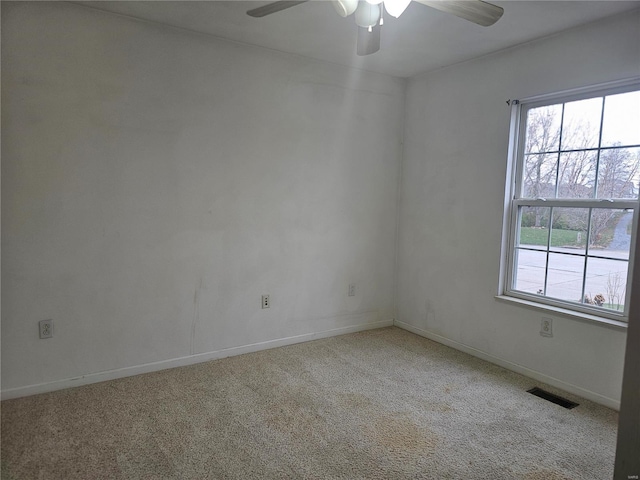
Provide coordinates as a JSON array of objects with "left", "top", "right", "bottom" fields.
[{"left": 503, "top": 82, "right": 640, "bottom": 322}]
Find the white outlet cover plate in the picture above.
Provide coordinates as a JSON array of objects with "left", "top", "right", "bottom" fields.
[
  {"left": 39, "top": 319, "right": 53, "bottom": 339},
  {"left": 540, "top": 317, "right": 553, "bottom": 337}
]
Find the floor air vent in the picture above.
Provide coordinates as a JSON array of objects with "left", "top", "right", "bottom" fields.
[{"left": 527, "top": 387, "right": 579, "bottom": 409}]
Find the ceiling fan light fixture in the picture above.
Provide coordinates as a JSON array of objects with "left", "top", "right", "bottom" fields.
[
  {"left": 384, "top": 0, "right": 412, "bottom": 18},
  {"left": 355, "top": 2, "right": 381, "bottom": 28},
  {"left": 331, "top": 0, "right": 358, "bottom": 17}
]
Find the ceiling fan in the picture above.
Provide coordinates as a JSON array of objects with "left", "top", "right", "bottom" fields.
[{"left": 247, "top": 0, "right": 504, "bottom": 56}]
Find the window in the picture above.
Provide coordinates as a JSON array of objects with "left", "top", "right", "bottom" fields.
[{"left": 502, "top": 81, "right": 640, "bottom": 322}]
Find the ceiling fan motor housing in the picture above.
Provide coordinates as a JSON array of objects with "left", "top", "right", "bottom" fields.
[{"left": 355, "top": 2, "right": 381, "bottom": 28}]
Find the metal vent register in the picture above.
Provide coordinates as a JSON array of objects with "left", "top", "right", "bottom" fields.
[{"left": 527, "top": 387, "right": 579, "bottom": 409}]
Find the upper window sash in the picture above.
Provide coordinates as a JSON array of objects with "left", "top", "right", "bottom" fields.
[{"left": 514, "top": 82, "right": 640, "bottom": 203}]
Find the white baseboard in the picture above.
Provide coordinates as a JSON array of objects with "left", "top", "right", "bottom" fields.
[
  {"left": 1, "top": 318, "right": 393, "bottom": 400},
  {"left": 394, "top": 320, "right": 620, "bottom": 411}
]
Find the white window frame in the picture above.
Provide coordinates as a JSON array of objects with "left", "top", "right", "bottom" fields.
[{"left": 499, "top": 79, "right": 640, "bottom": 326}]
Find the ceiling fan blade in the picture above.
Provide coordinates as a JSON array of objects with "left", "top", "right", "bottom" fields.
[
  {"left": 414, "top": 0, "right": 504, "bottom": 27},
  {"left": 357, "top": 25, "right": 381, "bottom": 56},
  {"left": 247, "top": 0, "right": 310, "bottom": 18}
]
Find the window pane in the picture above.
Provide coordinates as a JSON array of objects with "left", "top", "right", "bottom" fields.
[
  {"left": 549, "top": 208, "right": 588, "bottom": 254},
  {"left": 525, "top": 105, "right": 562, "bottom": 154},
  {"left": 595, "top": 147, "right": 640, "bottom": 199},
  {"left": 522, "top": 154, "right": 557, "bottom": 198},
  {"left": 589, "top": 209, "right": 633, "bottom": 260},
  {"left": 517, "top": 206, "right": 550, "bottom": 249},
  {"left": 513, "top": 248, "right": 547, "bottom": 295},
  {"left": 560, "top": 98, "right": 602, "bottom": 150},
  {"left": 601, "top": 91, "right": 640, "bottom": 147},
  {"left": 546, "top": 253, "right": 585, "bottom": 303},
  {"left": 557, "top": 151, "right": 596, "bottom": 198},
  {"left": 584, "top": 258, "right": 628, "bottom": 312}
]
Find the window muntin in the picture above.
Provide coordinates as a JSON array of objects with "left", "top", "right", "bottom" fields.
[{"left": 505, "top": 84, "right": 640, "bottom": 320}]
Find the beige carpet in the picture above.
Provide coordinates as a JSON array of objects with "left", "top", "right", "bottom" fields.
[{"left": 1, "top": 327, "right": 618, "bottom": 479}]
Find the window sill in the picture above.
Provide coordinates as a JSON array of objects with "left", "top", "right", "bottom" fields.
[{"left": 494, "top": 295, "right": 628, "bottom": 331}]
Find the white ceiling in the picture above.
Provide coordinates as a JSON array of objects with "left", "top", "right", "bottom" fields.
[{"left": 73, "top": 1, "right": 640, "bottom": 77}]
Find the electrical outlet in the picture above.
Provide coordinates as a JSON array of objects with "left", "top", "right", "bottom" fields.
[
  {"left": 348, "top": 284, "right": 356, "bottom": 297},
  {"left": 540, "top": 317, "right": 553, "bottom": 338},
  {"left": 261, "top": 294, "right": 270, "bottom": 309},
  {"left": 39, "top": 319, "right": 53, "bottom": 339}
]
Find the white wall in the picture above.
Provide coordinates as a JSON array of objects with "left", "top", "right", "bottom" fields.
[
  {"left": 397, "top": 11, "right": 640, "bottom": 408},
  {"left": 1, "top": 2, "right": 405, "bottom": 396}
]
